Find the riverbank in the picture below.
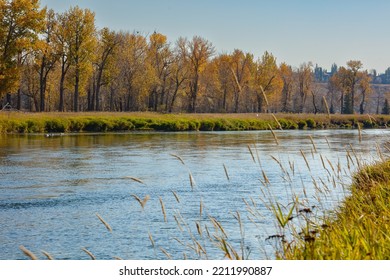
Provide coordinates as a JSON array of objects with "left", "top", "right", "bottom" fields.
[
  {"left": 282, "top": 159, "right": 390, "bottom": 260},
  {"left": 1, "top": 112, "right": 390, "bottom": 133}
]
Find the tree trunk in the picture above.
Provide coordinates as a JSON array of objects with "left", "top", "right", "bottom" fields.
[
  {"left": 39, "top": 57, "right": 46, "bottom": 112},
  {"left": 95, "top": 72, "right": 101, "bottom": 111},
  {"left": 74, "top": 67, "right": 80, "bottom": 112},
  {"left": 17, "top": 88, "right": 22, "bottom": 110},
  {"left": 359, "top": 91, "right": 366, "bottom": 115}
]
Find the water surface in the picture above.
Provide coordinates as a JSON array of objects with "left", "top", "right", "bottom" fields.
[{"left": 0, "top": 130, "right": 388, "bottom": 259}]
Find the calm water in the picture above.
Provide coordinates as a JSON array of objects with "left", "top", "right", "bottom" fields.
[{"left": 0, "top": 130, "right": 389, "bottom": 260}]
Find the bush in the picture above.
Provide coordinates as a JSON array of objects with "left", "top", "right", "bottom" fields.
[
  {"left": 45, "top": 119, "right": 67, "bottom": 133},
  {"left": 298, "top": 120, "right": 307, "bottom": 129},
  {"left": 306, "top": 118, "right": 316, "bottom": 129},
  {"left": 84, "top": 119, "right": 113, "bottom": 132},
  {"left": 362, "top": 119, "right": 376, "bottom": 128},
  {"left": 199, "top": 120, "right": 215, "bottom": 131},
  {"left": 188, "top": 120, "right": 200, "bottom": 131},
  {"left": 112, "top": 118, "right": 135, "bottom": 131},
  {"left": 278, "top": 119, "right": 298, "bottom": 130},
  {"left": 68, "top": 118, "right": 85, "bottom": 132},
  {"left": 27, "top": 120, "right": 45, "bottom": 133}
]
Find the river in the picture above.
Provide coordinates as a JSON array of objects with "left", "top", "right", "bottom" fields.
[{"left": 0, "top": 129, "right": 389, "bottom": 259}]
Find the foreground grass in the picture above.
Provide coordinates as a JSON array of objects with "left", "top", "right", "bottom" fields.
[
  {"left": 283, "top": 160, "right": 390, "bottom": 260},
  {"left": 1, "top": 111, "right": 390, "bottom": 133}
]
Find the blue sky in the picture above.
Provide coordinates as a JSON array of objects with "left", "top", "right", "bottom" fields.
[{"left": 40, "top": 0, "right": 390, "bottom": 73}]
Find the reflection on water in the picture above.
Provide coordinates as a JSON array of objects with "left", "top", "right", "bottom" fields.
[{"left": 0, "top": 130, "right": 389, "bottom": 259}]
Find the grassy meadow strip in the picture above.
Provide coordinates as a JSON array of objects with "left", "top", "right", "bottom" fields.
[
  {"left": 281, "top": 159, "right": 390, "bottom": 260},
  {"left": 1, "top": 112, "right": 390, "bottom": 133}
]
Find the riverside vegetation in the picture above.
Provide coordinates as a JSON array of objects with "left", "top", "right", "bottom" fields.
[
  {"left": 281, "top": 159, "right": 390, "bottom": 259},
  {"left": 1, "top": 112, "right": 390, "bottom": 134}
]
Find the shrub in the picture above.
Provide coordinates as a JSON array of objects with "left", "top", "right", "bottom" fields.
[
  {"left": 112, "top": 118, "right": 135, "bottom": 131},
  {"left": 362, "top": 119, "right": 376, "bottom": 128},
  {"left": 68, "top": 118, "right": 85, "bottom": 132},
  {"left": 278, "top": 119, "right": 298, "bottom": 130},
  {"left": 306, "top": 118, "right": 316, "bottom": 129},
  {"left": 199, "top": 120, "right": 215, "bottom": 131},
  {"left": 188, "top": 121, "right": 200, "bottom": 131},
  {"left": 84, "top": 119, "right": 113, "bottom": 132},
  {"left": 45, "top": 119, "right": 67, "bottom": 133},
  {"left": 298, "top": 120, "right": 307, "bottom": 129}
]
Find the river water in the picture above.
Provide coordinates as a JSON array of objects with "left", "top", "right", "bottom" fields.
[{"left": 0, "top": 129, "right": 389, "bottom": 260}]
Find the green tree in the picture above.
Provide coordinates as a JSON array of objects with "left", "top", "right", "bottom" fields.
[{"left": 279, "top": 62, "right": 294, "bottom": 112}]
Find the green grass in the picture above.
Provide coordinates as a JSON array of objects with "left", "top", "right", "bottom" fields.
[
  {"left": 281, "top": 160, "right": 390, "bottom": 260},
  {"left": 1, "top": 112, "right": 390, "bottom": 133}
]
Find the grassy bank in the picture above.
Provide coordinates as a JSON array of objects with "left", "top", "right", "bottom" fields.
[
  {"left": 282, "top": 160, "right": 390, "bottom": 260},
  {"left": 1, "top": 112, "right": 390, "bottom": 133}
]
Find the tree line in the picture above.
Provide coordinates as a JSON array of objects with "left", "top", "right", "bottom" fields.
[{"left": 1, "top": 0, "right": 388, "bottom": 114}]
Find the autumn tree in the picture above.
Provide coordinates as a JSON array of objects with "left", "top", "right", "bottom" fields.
[
  {"left": 178, "top": 36, "right": 214, "bottom": 113},
  {"left": 35, "top": 9, "right": 58, "bottom": 111},
  {"left": 329, "top": 67, "right": 348, "bottom": 113},
  {"left": 0, "top": 0, "right": 45, "bottom": 106},
  {"left": 358, "top": 71, "right": 372, "bottom": 114},
  {"left": 253, "top": 51, "right": 282, "bottom": 112},
  {"left": 295, "top": 63, "right": 313, "bottom": 113},
  {"left": 91, "top": 27, "right": 120, "bottom": 111},
  {"left": 165, "top": 42, "right": 189, "bottom": 112},
  {"left": 64, "top": 6, "right": 96, "bottom": 112},
  {"left": 330, "top": 61, "right": 365, "bottom": 114},
  {"left": 344, "top": 60, "right": 363, "bottom": 114},
  {"left": 211, "top": 54, "right": 232, "bottom": 112},
  {"left": 115, "top": 32, "right": 151, "bottom": 111},
  {"left": 53, "top": 11, "right": 72, "bottom": 111},
  {"left": 229, "top": 49, "right": 253, "bottom": 113},
  {"left": 147, "top": 32, "right": 173, "bottom": 111}
]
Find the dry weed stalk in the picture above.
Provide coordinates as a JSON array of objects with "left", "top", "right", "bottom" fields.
[
  {"left": 41, "top": 250, "right": 54, "bottom": 260},
  {"left": 189, "top": 172, "right": 196, "bottom": 190},
  {"left": 223, "top": 163, "right": 230, "bottom": 181},
  {"left": 322, "top": 96, "right": 331, "bottom": 118},
  {"left": 159, "top": 197, "right": 167, "bottom": 222},
  {"left": 171, "top": 190, "right": 181, "bottom": 203},
  {"left": 96, "top": 213, "right": 113, "bottom": 232},
  {"left": 82, "top": 247, "right": 96, "bottom": 260},
  {"left": 357, "top": 123, "right": 362, "bottom": 143},
  {"left": 19, "top": 245, "right": 38, "bottom": 260},
  {"left": 272, "top": 114, "right": 283, "bottom": 130},
  {"left": 124, "top": 176, "right": 146, "bottom": 185},
  {"left": 148, "top": 231, "right": 155, "bottom": 248},
  {"left": 160, "top": 247, "right": 172, "bottom": 259},
  {"left": 131, "top": 194, "right": 150, "bottom": 209},
  {"left": 300, "top": 149, "right": 311, "bottom": 171},
  {"left": 309, "top": 135, "right": 317, "bottom": 153},
  {"left": 170, "top": 154, "right": 186, "bottom": 166},
  {"left": 267, "top": 124, "right": 279, "bottom": 145},
  {"left": 247, "top": 144, "right": 256, "bottom": 162}
]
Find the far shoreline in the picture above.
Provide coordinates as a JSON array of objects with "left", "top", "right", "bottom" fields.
[{"left": 1, "top": 112, "right": 389, "bottom": 134}]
